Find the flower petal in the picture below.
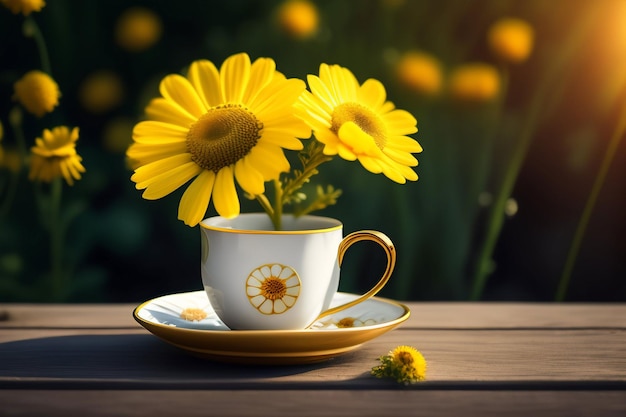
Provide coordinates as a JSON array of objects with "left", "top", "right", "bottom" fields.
[
  {"left": 250, "top": 78, "right": 306, "bottom": 118},
  {"left": 242, "top": 57, "right": 276, "bottom": 104},
  {"left": 144, "top": 98, "right": 196, "bottom": 126},
  {"left": 126, "top": 141, "right": 188, "bottom": 165},
  {"left": 357, "top": 155, "right": 383, "bottom": 174},
  {"left": 246, "top": 144, "right": 290, "bottom": 178},
  {"left": 131, "top": 153, "right": 194, "bottom": 185},
  {"left": 259, "top": 130, "right": 305, "bottom": 150},
  {"left": 221, "top": 53, "right": 251, "bottom": 103},
  {"left": 329, "top": 64, "right": 358, "bottom": 102},
  {"left": 388, "top": 135, "right": 423, "bottom": 153},
  {"left": 140, "top": 161, "right": 201, "bottom": 200},
  {"left": 188, "top": 60, "right": 223, "bottom": 109},
  {"left": 383, "top": 147, "right": 418, "bottom": 166},
  {"left": 178, "top": 170, "right": 216, "bottom": 226},
  {"left": 306, "top": 73, "right": 338, "bottom": 110},
  {"left": 235, "top": 158, "right": 265, "bottom": 195},
  {"left": 336, "top": 142, "right": 357, "bottom": 161},
  {"left": 337, "top": 121, "right": 382, "bottom": 157},
  {"left": 160, "top": 74, "right": 206, "bottom": 118},
  {"left": 358, "top": 78, "right": 387, "bottom": 110},
  {"left": 377, "top": 158, "right": 411, "bottom": 184},
  {"left": 132, "top": 121, "right": 187, "bottom": 143},
  {"left": 212, "top": 166, "right": 240, "bottom": 218},
  {"left": 383, "top": 109, "right": 418, "bottom": 135}
]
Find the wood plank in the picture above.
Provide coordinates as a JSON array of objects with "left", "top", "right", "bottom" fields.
[
  {"left": 1, "top": 328, "right": 624, "bottom": 387},
  {"left": 1, "top": 390, "right": 625, "bottom": 417},
  {"left": 2, "top": 302, "right": 626, "bottom": 329},
  {"left": 406, "top": 302, "right": 626, "bottom": 329},
  {"left": 0, "top": 303, "right": 138, "bottom": 329}
]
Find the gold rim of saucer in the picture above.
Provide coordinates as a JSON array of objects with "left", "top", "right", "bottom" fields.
[{"left": 133, "top": 291, "right": 410, "bottom": 364}]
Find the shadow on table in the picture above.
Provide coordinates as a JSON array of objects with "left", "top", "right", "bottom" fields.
[{"left": 0, "top": 334, "right": 369, "bottom": 389}]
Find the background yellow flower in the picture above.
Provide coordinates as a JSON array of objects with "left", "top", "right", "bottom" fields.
[
  {"left": 395, "top": 50, "right": 443, "bottom": 96},
  {"left": 78, "top": 70, "right": 124, "bottom": 114},
  {"left": 0, "top": 0, "right": 45, "bottom": 16},
  {"left": 115, "top": 6, "right": 162, "bottom": 52},
  {"left": 448, "top": 63, "right": 500, "bottom": 102},
  {"left": 29, "top": 126, "right": 85, "bottom": 185},
  {"left": 276, "top": 0, "right": 319, "bottom": 40},
  {"left": 488, "top": 17, "right": 535, "bottom": 64},
  {"left": 13, "top": 70, "right": 60, "bottom": 118}
]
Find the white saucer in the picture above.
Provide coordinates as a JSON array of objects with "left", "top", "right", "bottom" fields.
[{"left": 133, "top": 291, "right": 410, "bottom": 364}]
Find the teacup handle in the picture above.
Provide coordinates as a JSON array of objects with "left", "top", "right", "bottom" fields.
[{"left": 315, "top": 230, "right": 396, "bottom": 321}]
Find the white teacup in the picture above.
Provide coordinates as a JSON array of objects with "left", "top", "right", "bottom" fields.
[{"left": 199, "top": 213, "right": 396, "bottom": 330}]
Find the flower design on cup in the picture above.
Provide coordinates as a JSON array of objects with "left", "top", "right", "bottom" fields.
[
  {"left": 335, "top": 316, "right": 378, "bottom": 328},
  {"left": 246, "top": 264, "right": 301, "bottom": 315}
]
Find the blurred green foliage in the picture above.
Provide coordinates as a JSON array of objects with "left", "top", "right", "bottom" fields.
[{"left": 1, "top": 0, "right": 625, "bottom": 302}]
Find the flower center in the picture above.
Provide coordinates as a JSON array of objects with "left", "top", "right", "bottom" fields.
[
  {"left": 186, "top": 104, "right": 263, "bottom": 172},
  {"left": 331, "top": 103, "right": 387, "bottom": 150},
  {"left": 397, "top": 351, "right": 414, "bottom": 366},
  {"left": 337, "top": 317, "right": 356, "bottom": 328},
  {"left": 260, "top": 277, "right": 287, "bottom": 301}
]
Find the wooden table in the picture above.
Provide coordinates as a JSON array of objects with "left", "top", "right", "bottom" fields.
[{"left": 1, "top": 301, "right": 625, "bottom": 416}]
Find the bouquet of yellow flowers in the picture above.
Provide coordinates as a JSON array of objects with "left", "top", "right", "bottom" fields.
[{"left": 126, "top": 52, "right": 422, "bottom": 230}]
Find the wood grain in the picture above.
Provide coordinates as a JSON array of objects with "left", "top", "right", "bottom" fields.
[
  {"left": 1, "top": 302, "right": 624, "bottom": 417},
  {"left": 1, "top": 328, "right": 624, "bottom": 387},
  {"left": 1, "top": 390, "right": 625, "bottom": 417},
  {"left": 2, "top": 301, "right": 626, "bottom": 329}
]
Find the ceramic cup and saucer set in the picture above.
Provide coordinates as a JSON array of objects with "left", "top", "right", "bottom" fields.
[{"left": 134, "top": 214, "right": 410, "bottom": 364}]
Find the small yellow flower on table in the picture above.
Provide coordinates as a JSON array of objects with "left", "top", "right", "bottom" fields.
[{"left": 372, "top": 345, "right": 427, "bottom": 384}]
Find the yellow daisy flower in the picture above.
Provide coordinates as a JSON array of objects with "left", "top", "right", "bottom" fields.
[
  {"left": 371, "top": 345, "right": 427, "bottom": 384},
  {"left": 13, "top": 70, "right": 61, "bottom": 118},
  {"left": 127, "top": 52, "right": 311, "bottom": 226},
  {"left": 1, "top": 0, "right": 45, "bottom": 16},
  {"left": 448, "top": 63, "right": 500, "bottom": 102},
  {"left": 297, "top": 63, "right": 422, "bottom": 184},
  {"left": 276, "top": 0, "right": 319, "bottom": 40},
  {"left": 115, "top": 7, "right": 162, "bottom": 52},
  {"left": 29, "top": 126, "right": 85, "bottom": 186},
  {"left": 487, "top": 17, "right": 534, "bottom": 64},
  {"left": 390, "top": 345, "right": 427, "bottom": 380},
  {"left": 395, "top": 50, "right": 443, "bottom": 96},
  {"left": 78, "top": 70, "right": 124, "bottom": 114}
]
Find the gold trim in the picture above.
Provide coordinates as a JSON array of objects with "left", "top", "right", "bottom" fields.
[
  {"left": 316, "top": 230, "right": 396, "bottom": 320},
  {"left": 132, "top": 292, "right": 410, "bottom": 365},
  {"left": 199, "top": 214, "right": 342, "bottom": 235}
]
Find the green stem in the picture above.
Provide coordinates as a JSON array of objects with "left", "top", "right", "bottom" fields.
[
  {"left": 282, "top": 142, "right": 332, "bottom": 199},
  {"left": 1, "top": 108, "right": 26, "bottom": 217},
  {"left": 272, "top": 178, "right": 284, "bottom": 230},
  {"left": 255, "top": 193, "right": 274, "bottom": 218},
  {"left": 24, "top": 16, "right": 52, "bottom": 75},
  {"left": 469, "top": 103, "right": 541, "bottom": 300},
  {"left": 555, "top": 105, "right": 626, "bottom": 301},
  {"left": 257, "top": 141, "right": 333, "bottom": 230},
  {"left": 8, "top": 107, "right": 28, "bottom": 163}
]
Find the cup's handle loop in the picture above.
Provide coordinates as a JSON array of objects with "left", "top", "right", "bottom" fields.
[{"left": 315, "top": 230, "right": 396, "bottom": 321}]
